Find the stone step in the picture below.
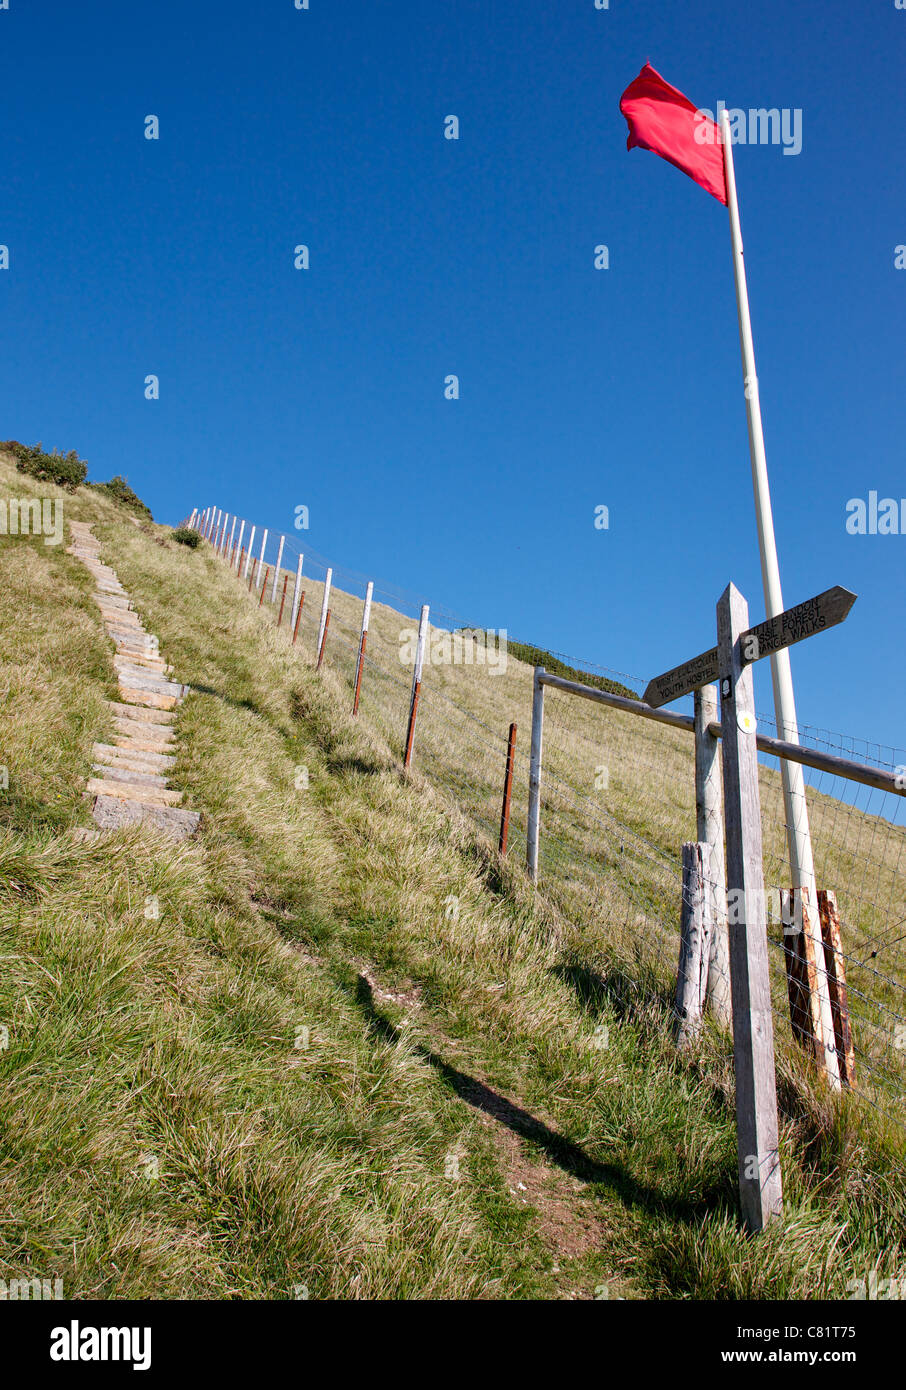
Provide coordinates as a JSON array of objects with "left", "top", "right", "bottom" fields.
[
  {"left": 94, "top": 594, "right": 132, "bottom": 610},
  {"left": 116, "top": 671, "right": 187, "bottom": 698},
  {"left": 112, "top": 714, "right": 177, "bottom": 740},
  {"left": 108, "top": 701, "right": 175, "bottom": 726},
  {"left": 91, "top": 795, "right": 201, "bottom": 841},
  {"left": 91, "top": 763, "right": 170, "bottom": 789},
  {"left": 112, "top": 730, "right": 177, "bottom": 755},
  {"left": 86, "top": 777, "right": 182, "bottom": 806},
  {"left": 110, "top": 641, "right": 159, "bottom": 660},
  {"left": 117, "top": 687, "right": 180, "bottom": 711},
  {"left": 92, "top": 742, "right": 176, "bottom": 771},
  {"left": 113, "top": 654, "right": 169, "bottom": 674}
]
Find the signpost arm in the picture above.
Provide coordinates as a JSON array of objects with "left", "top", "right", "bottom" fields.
[
  {"left": 721, "top": 111, "right": 840, "bottom": 1089},
  {"left": 717, "top": 583, "right": 783, "bottom": 1233}
]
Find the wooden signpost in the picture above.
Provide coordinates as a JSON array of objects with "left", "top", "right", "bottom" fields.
[
  {"left": 643, "top": 580, "right": 856, "bottom": 1232},
  {"left": 718, "top": 583, "right": 783, "bottom": 1232},
  {"left": 642, "top": 586, "right": 856, "bottom": 710}
]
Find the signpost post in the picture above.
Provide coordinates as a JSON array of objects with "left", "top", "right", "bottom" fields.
[{"left": 641, "top": 580, "right": 856, "bottom": 1230}]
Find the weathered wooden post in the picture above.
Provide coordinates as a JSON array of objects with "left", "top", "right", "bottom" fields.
[
  {"left": 277, "top": 574, "right": 289, "bottom": 626},
  {"left": 498, "top": 721, "right": 517, "bottom": 855},
  {"left": 317, "top": 568, "right": 332, "bottom": 655},
  {"left": 352, "top": 581, "right": 373, "bottom": 717},
  {"left": 290, "top": 554, "right": 304, "bottom": 632},
  {"left": 782, "top": 887, "right": 824, "bottom": 1064},
  {"left": 259, "top": 567, "right": 270, "bottom": 607},
  {"left": 292, "top": 592, "right": 305, "bottom": 644},
  {"left": 695, "top": 684, "right": 732, "bottom": 1025},
  {"left": 675, "top": 840, "right": 713, "bottom": 1047},
  {"left": 526, "top": 667, "right": 546, "bottom": 883},
  {"left": 403, "top": 604, "right": 429, "bottom": 771},
  {"left": 717, "top": 582, "right": 783, "bottom": 1232},
  {"left": 271, "top": 535, "right": 285, "bottom": 603},
  {"left": 317, "top": 610, "right": 331, "bottom": 669},
  {"left": 817, "top": 890, "right": 856, "bottom": 1089}
]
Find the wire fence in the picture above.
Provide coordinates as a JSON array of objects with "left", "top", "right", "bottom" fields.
[{"left": 192, "top": 505, "right": 906, "bottom": 1146}]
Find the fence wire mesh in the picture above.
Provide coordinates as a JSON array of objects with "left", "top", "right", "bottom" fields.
[{"left": 201, "top": 509, "right": 906, "bottom": 1145}]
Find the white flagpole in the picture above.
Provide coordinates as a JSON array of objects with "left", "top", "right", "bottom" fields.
[{"left": 720, "top": 110, "right": 840, "bottom": 1088}]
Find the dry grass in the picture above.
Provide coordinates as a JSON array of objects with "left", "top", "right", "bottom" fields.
[{"left": 0, "top": 450, "right": 903, "bottom": 1300}]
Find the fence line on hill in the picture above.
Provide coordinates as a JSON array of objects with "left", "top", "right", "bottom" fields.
[{"left": 185, "top": 505, "right": 906, "bottom": 1226}]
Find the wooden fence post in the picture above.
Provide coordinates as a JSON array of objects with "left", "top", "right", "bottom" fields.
[
  {"left": 782, "top": 887, "right": 824, "bottom": 1064},
  {"left": 498, "top": 722, "right": 517, "bottom": 855},
  {"left": 271, "top": 535, "right": 285, "bottom": 603},
  {"left": 292, "top": 592, "right": 305, "bottom": 644},
  {"left": 259, "top": 567, "right": 270, "bottom": 607},
  {"left": 717, "top": 582, "right": 783, "bottom": 1233},
  {"left": 695, "top": 684, "right": 732, "bottom": 1025},
  {"left": 277, "top": 574, "right": 289, "bottom": 626},
  {"left": 290, "top": 554, "right": 304, "bottom": 632},
  {"left": 526, "top": 667, "right": 546, "bottom": 883},
  {"left": 675, "top": 841, "right": 713, "bottom": 1047},
  {"left": 243, "top": 526, "right": 256, "bottom": 580},
  {"left": 352, "top": 581, "right": 373, "bottom": 716},
  {"left": 317, "top": 610, "right": 331, "bottom": 669},
  {"left": 404, "top": 604, "right": 429, "bottom": 770},
  {"left": 317, "top": 568, "right": 332, "bottom": 655},
  {"left": 817, "top": 889, "right": 856, "bottom": 1088}
]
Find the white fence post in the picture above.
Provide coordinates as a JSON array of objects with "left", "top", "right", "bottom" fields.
[
  {"left": 353, "top": 581, "right": 373, "bottom": 716},
  {"left": 290, "top": 554, "right": 304, "bottom": 630},
  {"left": 404, "top": 604, "right": 429, "bottom": 770},
  {"left": 243, "top": 525, "right": 256, "bottom": 579},
  {"left": 271, "top": 535, "right": 285, "bottom": 602},
  {"left": 717, "top": 582, "right": 783, "bottom": 1234},
  {"left": 226, "top": 515, "right": 237, "bottom": 560},
  {"left": 235, "top": 519, "right": 245, "bottom": 569},
  {"left": 257, "top": 528, "right": 268, "bottom": 587},
  {"left": 317, "top": 567, "right": 332, "bottom": 653},
  {"left": 526, "top": 666, "right": 546, "bottom": 882}
]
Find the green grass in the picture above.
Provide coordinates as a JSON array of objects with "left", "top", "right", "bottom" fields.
[{"left": 0, "top": 449, "right": 903, "bottom": 1299}]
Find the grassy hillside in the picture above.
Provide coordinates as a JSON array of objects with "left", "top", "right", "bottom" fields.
[{"left": 1, "top": 449, "right": 903, "bottom": 1300}]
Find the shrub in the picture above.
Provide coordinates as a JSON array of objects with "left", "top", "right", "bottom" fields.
[
  {"left": 88, "top": 475, "right": 153, "bottom": 520},
  {"left": 171, "top": 527, "right": 200, "bottom": 549},
  {"left": 11, "top": 443, "right": 88, "bottom": 491}
]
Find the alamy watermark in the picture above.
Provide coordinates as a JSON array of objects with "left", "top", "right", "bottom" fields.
[
  {"left": 0, "top": 496, "right": 63, "bottom": 546},
  {"left": 695, "top": 100, "right": 802, "bottom": 156},
  {"left": 399, "top": 626, "right": 508, "bottom": 675},
  {"left": 845, "top": 491, "right": 906, "bottom": 535}
]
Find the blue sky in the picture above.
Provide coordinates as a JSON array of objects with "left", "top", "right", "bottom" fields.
[{"left": 3, "top": 0, "right": 904, "bottom": 753}]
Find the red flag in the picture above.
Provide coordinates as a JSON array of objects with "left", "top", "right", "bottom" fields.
[{"left": 619, "top": 63, "right": 727, "bottom": 205}]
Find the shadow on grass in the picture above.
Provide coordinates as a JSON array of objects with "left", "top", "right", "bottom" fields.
[
  {"left": 352, "top": 974, "right": 733, "bottom": 1226},
  {"left": 554, "top": 959, "right": 670, "bottom": 1025}
]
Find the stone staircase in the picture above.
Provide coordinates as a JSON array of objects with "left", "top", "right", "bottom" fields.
[{"left": 68, "top": 521, "right": 201, "bottom": 841}]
